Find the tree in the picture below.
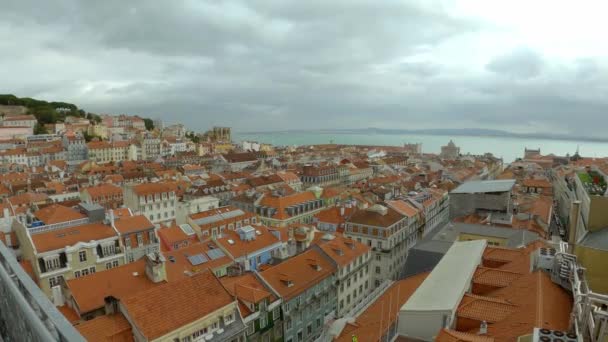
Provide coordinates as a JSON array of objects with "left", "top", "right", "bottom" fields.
[
  {"left": 82, "top": 131, "right": 100, "bottom": 142},
  {"left": 186, "top": 131, "right": 200, "bottom": 143},
  {"left": 33, "top": 123, "right": 48, "bottom": 135},
  {"left": 144, "top": 118, "right": 154, "bottom": 131}
]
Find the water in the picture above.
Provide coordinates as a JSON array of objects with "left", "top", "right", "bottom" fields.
[{"left": 233, "top": 132, "right": 608, "bottom": 163}]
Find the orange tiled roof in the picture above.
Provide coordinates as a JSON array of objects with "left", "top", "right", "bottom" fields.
[
  {"left": 259, "top": 248, "right": 335, "bottom": 301},
  {"left": 216, "top": 225, "right": 281, "bottom": 259},
  {"left": 157, "top": 225, "right": 190, "bottom": 249},
  {"left": 75, "top": 313, "right": 133, "bottom": 342},
  {"left": 473, "top": 267, "right": 522, "bottom": 288},
  {"left": 84, "top": 183, "right": 122, "bottom": 199},
  {"left": 7, "top": 192, "right": 48, "bottom": 206},
  {"left": 314, "top": 206, "right": 355, "bottom": 226},
  {"left": 336, "top": 272, "right": 429, "bottom": 342},
  {"left": 57, "top": 305, "right": 80, "bottom": 324},
  {"left": 315, "top": 234, "right": 369, "bottom": 267},
  {"left": 33, "top": 204, "right": 86, "bottom": 225},
  {"left": 121, "top": 269, "right": 234, "bottom": 340},
  {"left": 220, "top": 272, "right": 276, "bottom": 306},
  {"left": 131, "top": 182, "right": 176, "bottom": 196},
  {"left": 113, "top": 215, "right": 154, "bottom": 234},
  {"left": 66, "top": 259, "right": 158, "bottom": 313},
  {"left": 259, "top": 191, "right": 318, "bottom": 220},
  {"left": 457, "top": 294, "right": 518, "bottom": 323},
  {"left": 436, "top": 329, "right": 495, "bottom": 342},
  {"left": 31, "top": 223, "right": 118, "bottom": 253},
  {"left": 164, "top": 241, "right": 233, "bottom": 282},
  {"left": 386, "top": 199, "right": 419, "bottom": 218}
]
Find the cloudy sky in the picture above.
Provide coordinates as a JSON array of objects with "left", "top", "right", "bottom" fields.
[{"left": 2, "top": 0, "right": 608, "bottom": 136}]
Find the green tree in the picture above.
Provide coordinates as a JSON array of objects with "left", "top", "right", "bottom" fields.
[
  {"left": 33, "top": 123, "right": 48, "bottom": 135},
  {"left": 82, "top": 131, "right": 100, "bottom": 142},
  {"left": 144, "top": 118, "right": 154, "bottom": 131}
]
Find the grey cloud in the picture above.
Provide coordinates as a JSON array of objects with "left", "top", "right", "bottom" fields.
[
  {"left": 1, "top": 1, "right": 608, "bottom": 139},
  {"left": 486, "top": 47, "right": 544, "bottom": 79}
]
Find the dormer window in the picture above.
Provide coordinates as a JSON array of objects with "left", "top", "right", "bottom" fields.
[
  {"left": 280, "top": 273, "right": 294, "bottom": 287},
  {"left": 307, "top": 258, "right": 322, "bottom": 271}
]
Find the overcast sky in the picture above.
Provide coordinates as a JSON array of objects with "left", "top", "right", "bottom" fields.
[{"left": 2, "top": 1, "right": 608, "bottom": 136}]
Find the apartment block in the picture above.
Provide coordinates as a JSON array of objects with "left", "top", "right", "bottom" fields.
[
  {"left": 344, "top": 204, "right": 410, "bottom": 286},
  {"left": 260, "top": 248, "right": 337, "bottom": 342},
  {"left": 123, "top": 182, "right": 177, "bottom": 225}
]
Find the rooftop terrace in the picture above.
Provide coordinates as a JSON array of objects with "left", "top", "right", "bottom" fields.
[{"left": 578, "top": 171, "right": 607, "bottom": 196}]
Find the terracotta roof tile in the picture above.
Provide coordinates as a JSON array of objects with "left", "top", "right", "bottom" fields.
[
  {"left": 31, "top": 223, "right": 118, "bottom": 253},
  {"left": 215, "top": 225, "right": 281, "bottom": 259},
  {"left": 131, "top": 182, "right": 176, "bottom": 196},
  {"left": 66, "top": 259, "right": 158, "bottom": 313},
  {"left": 164, "top": 241, "right": 233, "bottom": 282},
  {"left": 259, "top": 248, "right": 335, "bottom": 301},
  {"left": 336, "top": 272, "right": 429, "bottom": 342},
  {"left": 84, "top": 183, "right": 122, "bottom": 199},
  {"left": 75, "top": 313, "right": 133, "bottom": 342},
  {"left": 315, "top": 234, "right": 370, "bottom": 267},
  {"left": 121, "top": 269, "right": 234, "bottom": 340},
  {"left": 457, "top": 294, "right": 518, "bottom": 323},
  {"left": 113, "top": 215, "right": 154, "bottom": 234},
  {"left": 220, "top": 272, "right": 276, "bottom": 307},
  {"left": 33, "top": 204, "right": 87, "bottom": 225},
  {"left": 436, "top": 329, "right": 495, "bottom": 342}
]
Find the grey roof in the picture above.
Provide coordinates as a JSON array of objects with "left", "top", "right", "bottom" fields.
[
  {"left": 579, "top": 228, "right": 608, "bottom": 251},
  {"left": 451, "top": 179, "right": 516, "bottom": 194},
  {"left": 402, "top": 249, "right": 445, "bottom": 278},
  {"left": 433, "top": 222, "right": 541, "bottom": 248},
  {"left": 402, "top": 240, "right": 487, "bottom": 312}
]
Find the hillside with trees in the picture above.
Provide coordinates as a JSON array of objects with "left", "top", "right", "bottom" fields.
[{"left": 0, "top": 94, "right": 154, "bottom": 131}]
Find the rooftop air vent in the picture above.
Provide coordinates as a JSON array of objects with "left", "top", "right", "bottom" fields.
[{"left": 532, "top": 328, "right": 577, "bottom": 342}]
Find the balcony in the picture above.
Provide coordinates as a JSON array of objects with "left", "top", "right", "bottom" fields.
[{"left": 0, "top": 241, "right": 84, "bottom": 341}]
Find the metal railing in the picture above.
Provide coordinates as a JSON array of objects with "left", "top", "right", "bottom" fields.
[
  {"left": 343, "top": 279, "right": 393, "bottom": 319},
  {"left": 28, "top": 218, "right": 90, "bottom": 235},
  {"left": 552, "top": 241, "right": 608, "bottom": 342},
  {"left": 0, "top": 241, "right": 85, "bottom": 342}
]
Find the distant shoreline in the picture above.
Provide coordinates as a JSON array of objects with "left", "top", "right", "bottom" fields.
[{"left": 235, "top": 129, "right": 608, "bottom": 144}]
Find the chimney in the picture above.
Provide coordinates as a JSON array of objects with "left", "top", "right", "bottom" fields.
[
  {"left": 568, "top": 200, "right": 581, "bottom": 251},
  {"left": 108, "top": 209, "right": 115, "bottom": 227},
  {"left": 104, "top": 296, "right": 119, "bottom": 315},
  {"left": 145, "top": 252, "right": 167, "bottom": 283},
  {"left": 478, "top": 321, "right": 488, "bottom": 335}
]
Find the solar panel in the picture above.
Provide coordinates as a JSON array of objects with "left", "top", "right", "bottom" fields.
[
  {"left": 206, "top": 249, "right": 226, "bottom": 260},
  {"left": 187, "top": 253, "right": 208, "bottom": 266},
  {"left": 179, "top": 224, "right": 196, "bottom": 236}
]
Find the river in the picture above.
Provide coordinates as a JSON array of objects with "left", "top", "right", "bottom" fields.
[{"left": 233, "top": 132, "right": 608, "bottom": 163}]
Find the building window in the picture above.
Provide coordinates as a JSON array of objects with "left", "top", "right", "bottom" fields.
[
  {"left": 273, "top": 307, "right": 280, "bottom": 320},
  {"left": 286, "top": 319, "right": 292, "bottom": 330},
  {"left": 260, "top": 315, "right": 267, "bottom": 329},
  {"left": 247, "top": 322, "right": 255, "bottom": 335},
  {"left": 375, "top": 266, "right": 381, "bottom": 274},
  {"left": 137, "top": 233, "right": 143, "bottom": 246},
  {"left": 49, "top": 276, "right": 61, "bottom": 287},
  {"left": 316, "top": 318, "right": 321, "bottom": 328},
  {"left": 79, "top": 251, "right": 87, "bottom": 262},
  {"left": 45, "top": 257, "right": 61, "bottom": 271},
  {"left": 307, "top": 323, "right": 312, "bottom": 335},
  {"left": 74, "top": 271, "right": 81, "bottom": 278}
]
